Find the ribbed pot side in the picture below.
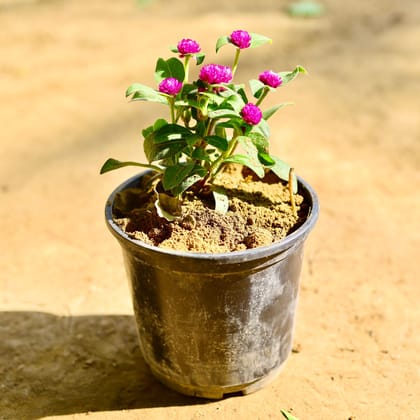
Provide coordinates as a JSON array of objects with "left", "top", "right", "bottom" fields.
[{"left": 105, "top": 172, "right": 319, "bottom": 399}]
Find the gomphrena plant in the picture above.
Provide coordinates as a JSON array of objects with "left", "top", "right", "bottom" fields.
[{"left": 101, "top": 30, "right": 306, "bottom": 218}]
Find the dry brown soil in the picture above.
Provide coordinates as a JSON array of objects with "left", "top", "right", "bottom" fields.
[
  {"left": 0, "top": 0, "right": 419, "bottom": 419},
  {"left": 113, "top": 166, "right": 306, "bottom": 252}
]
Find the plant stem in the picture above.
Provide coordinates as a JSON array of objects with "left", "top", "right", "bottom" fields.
[
  {"left": 232, "top": 48, "right": 241, "bottom": 76},
  {"left": 225, "top": 134, "right": 239, "bottom": 157},
  {"left": 208, "top": 134, "right": 239, "bottom": 182},
  {"left": 184, "top": 55, "right": 191, "bottom": 83},
  {"left": 288, "top": 167, "right": 297, "bottom": 217},
  {"left": 255, "top": 86, "right": 270, "bottom": 106},
  {"left": 199, "top": 95, "right": 210, "bottom": 120},
  {"left": 205, "top": 119, "right": 216, "bottom": 137},
  {"left": 168, "top": 97, "right": 175, "bottom": 123}
]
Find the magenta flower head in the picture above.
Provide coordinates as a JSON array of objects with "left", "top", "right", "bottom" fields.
[
  {"left": 241, "top": 103, "right": 262, "bottom": 125},
  {"left": 158, "top": 78, "right": 183, "bottom": 96},
  {"left": 259, "top": 70, "right": 282, "bottom": 88},
  {"left": 229, "top": 30, "right": 252, "bottom": 49},
  {"left": 177, "top": 38, "right": 201, "bottom": 57},
  {"left": 199, "top": 64, "right": 233, "bottom": 85}
]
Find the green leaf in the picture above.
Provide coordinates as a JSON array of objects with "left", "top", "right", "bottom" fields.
[
  {"left": 154, "top": 57, "right": 185, "bottom": 83},
  {"left": 238, "top": 135, "right": 270, "bottom": 177},
  {"left": 171, "top": 167, "right": 206, "bottom": 196},
  {"left": 238, "top": 135, "right": 259, "bottom": 155},
  {"left": 251, "top": 135, "right": 275, "bottom": 166},
  {"left": 125, "top": 83, "right": 167, "bottom": 104},
  {"left": 100, "top": 158, "right": 161, "bottom": 174},
  {"left": 201, "top": 91, "right": 225, "bottom": 106},
  {"left": 185, "top": 134, "right": 201, "bottom": 147},
  {"left": 278, "top": 65, "right": 307, "bottom": 85},
  {"left": 141, "top": 118, "right": 168, "bottom": 138},
  {"left": 281, "top": 409, "right": 300, "bottom": 420},
  {"left": 144, "top": 128, "right": 189, "bottom": 162},
  {"left": 254, "top": 119, "right": 270, "bottom": 138},
  {"left": 142, "top": 125, "right": 154, "bottom": 138},
  {"left": 154, "top": 123, "right": 194, "bottom": 143},
  {"left": 205, "top": 135, "right": 229, "bottom": 152},
  {"left": 216, "top": 119, "right": 242, "bottom": 131},
  {"left": 191, "top": 147, "right": 211, "bottom": 161},
  {"left": 250, "top": 33, "right": 272, "bottom": 48},
  {"left": 271, "top": 156, "right": 298, "bottom": 193},
  {"left": 162, "top": 162, "right": 195, "bottom": 190},
  {"left": 222, "top": 94, "right": 246, "bottom": 113},
  {"left": 195, "top": 52, "right": 206, "bottom": 65},
  {"left": 144, "top": 140, "right": 186, "bottom": 163},
  {"left": 125, "top": 83, "right": 146, "bottom": 97},
  {"left": 236, "top": 86, "right": 249, "bottom": 104},
  {"left": 208, "top": 108, "right": 239, "bottom": 119},
  {"left": 215, "top": 35, "right": 230, "bottom": 52},
  {"left": 263, "top": 102, "right": 294, "bottom": 120},
  {"left": 258, "top": 151, "right": 275, "bottom": 166},
  {"left": 249, "top": 79, "right": 266, "bottom": 99},
  {"left": 143, "top": 132, "right": 187, "bottom": 162},
  {"left": 153, "top": 118, "right": 168, "bottom": 131},
  {"left": 248, "top": 132, "right": 269, "bottom": 152},
  {"left": 181, "top": 82, "right": 198, "bottom": 96},
  {"left": 212, "top": 187, "right": 229, "bottom": 214},
  {"left": 218, "top": 83, "right": 245, "bottom": 96},
  {"left": 175, "top": 98, "right": 201, "bottom": 109},
  {"left": 223, "top": 154, "right": 265, "bottom": 178}
]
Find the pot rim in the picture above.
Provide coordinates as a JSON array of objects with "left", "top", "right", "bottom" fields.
[{"left": 105, "top": 171, "right": 319, "bottom": 262}]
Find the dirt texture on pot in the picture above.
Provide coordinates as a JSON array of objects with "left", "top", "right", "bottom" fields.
[{"left": 112, "top": 165, "right": 308, "bottom": 253}]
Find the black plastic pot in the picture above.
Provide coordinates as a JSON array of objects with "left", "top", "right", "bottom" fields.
[{"left": 105, "top": 172, "right": 319, "bottom": 399}]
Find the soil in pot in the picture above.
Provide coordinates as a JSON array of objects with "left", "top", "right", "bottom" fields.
[{"left": 112, "top": 165, "right": 309, "bottom": 253}]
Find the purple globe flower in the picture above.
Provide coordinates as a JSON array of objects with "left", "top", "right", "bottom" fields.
[
  {"left": 199, "top": 64, "right": 233, "bottom": 84},
  {"left": 158, "top": 78, "right": 183, "bottom": 96},
  {"left": 241, "top": 103, "right": 262, "bottom": 125},
  {"left": 229, "top": 30, "right": 252, "bottom": 49},
  {"left": 259, "top": 70, "right": 282, "bottom": 88},
  {"left": 177, "top": 38, "right": 201, "bottom": 57}
]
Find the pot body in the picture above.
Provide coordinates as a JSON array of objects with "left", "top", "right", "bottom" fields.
[{"left": 105, "top": 173, "right": 319, "bottom": 398}]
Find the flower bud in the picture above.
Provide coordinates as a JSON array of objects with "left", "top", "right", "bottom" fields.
[
  {"left": 259, "top": 70, "right": 282, "bottom": 88},
  {"left": 177, "top": 38, "right": 201, "bottom": 57},
  {"left": 199, "top": 64, "right": 233, "bottom": 84},
  {"left": 158, "top": 78, "right": 183, "bottom": 96},
  {"left": 241, "top": 103, "right": 262, "bottom": 125},
  {"left": 229, "top": 30, "right": 251, "bottom": 49}
]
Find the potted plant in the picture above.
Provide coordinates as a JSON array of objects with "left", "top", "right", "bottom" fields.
[{"left": 101, "top": 30, "right": 319, "bottom": 399}]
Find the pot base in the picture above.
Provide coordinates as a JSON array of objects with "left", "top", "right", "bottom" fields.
[{"left": 148, "top": 360, "right": 286, "bottom": 399}]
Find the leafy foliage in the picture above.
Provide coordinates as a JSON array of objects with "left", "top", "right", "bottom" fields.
[{"left": 100, "top": 31, "right": 306, "bottom": 216}]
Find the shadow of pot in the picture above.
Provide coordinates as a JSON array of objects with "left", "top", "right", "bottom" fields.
[{"left": 105, "top": 172, "right": 319, "bottom": 399}]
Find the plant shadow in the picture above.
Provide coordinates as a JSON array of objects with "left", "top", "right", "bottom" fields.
[{"left": 0, "top": 311, "right": 205, "bottom": 419}]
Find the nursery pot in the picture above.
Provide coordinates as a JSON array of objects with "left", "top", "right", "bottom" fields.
[{"left": 105, "top": 172, "right": 319, "bottom": 399}]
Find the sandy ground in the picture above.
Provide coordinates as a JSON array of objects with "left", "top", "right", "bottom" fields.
[{"left": 0, "top": 0, "right": 419, "bottom": 419}]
